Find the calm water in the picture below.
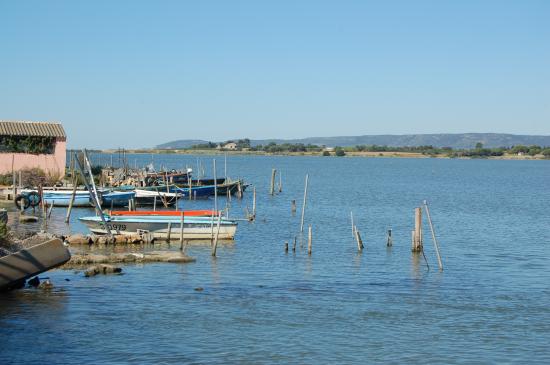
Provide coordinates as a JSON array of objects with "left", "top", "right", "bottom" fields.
[{"left": 1, "top": 155, "right": 550, "bottom": 364}]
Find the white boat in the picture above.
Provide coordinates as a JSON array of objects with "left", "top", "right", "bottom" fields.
[{"left": 79, "top": 215, "right": 238, "bottom": 240}]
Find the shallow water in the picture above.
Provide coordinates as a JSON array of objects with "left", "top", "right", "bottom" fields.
[{"left": 1, "top": 155, "right": 550, "bottom": 364}]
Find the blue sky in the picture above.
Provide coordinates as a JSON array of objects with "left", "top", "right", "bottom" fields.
[{"left": 1, "top": 0, "right": 548, "bottom": 148}]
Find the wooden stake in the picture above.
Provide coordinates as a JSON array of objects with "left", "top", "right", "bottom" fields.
[
  {"left": 224, "top": 152, "right": 227, "bottom": 179},
  {"left": 210, "top": 211, "right": 215, "bottom": 245},
  {"left": 386, "top": 229, "right": 393, "bottom": 247},
  {"left": 153, "top": 195, "right": 157, "bottom": 211},
  {"left": 412, "top": 207, "right": 423, "bottom": 252},
  {"left": 188, "top": 176, "right": 192, "bottom": 201},
  {"left": 291, "top": 199, "right": 296, "bottom": 215},
  {"left": 307, "top": 225, "right": 312, "bottom": 255},
  {"left": 284, "top": 241, "right": 288, "bottom": 253},
  {"left": 167, "top": 222, "right": 172, "bottom": 242},
  {"left": 179, "top": 212, "right": 185, "bottom": 251},
  {"left": 355, "top": 226, "right": 364, "bottom": 251},
  {"left": 300, "top": 174, "right": 309, "bottom": 233},
  {"left": 423, "top": 200, "right": 443, "bottom": 271},
  {"left": 212, "top": 214, "right": 222, "bottom": 256},
  {"left": 65, "top": 179, "right": 77, "bottom": 223},
  {"left": 270, "top": 169, "right": 276, "bottom": 195},
  {"left": 350, "top": 211, "right": 355, "bottom": 238},
  {"left": 252, "top": 186, "right": 256, "bottom": 219},
  {"left": 47, "top": 203, "right": 54, "bottom": 219},
  {"left": 293, "top": 236, "right": 297, "bottom": 252},
  {"left": 278, "top": 170, "right": 282, "bottom": 193},
  {"left": 213, "top": 159, "right": 218, "bottom": 214}
]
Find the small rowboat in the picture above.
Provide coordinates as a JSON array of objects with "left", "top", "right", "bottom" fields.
[
  {"left": 22, "top": 189, "right": 135, "bottom": 207},
  {"left": 133, "top": 189, "right": 180, "bottom": 206},
  {"left": 100, "top": 191, "right": 136, "bottom": 207},
  {"left": 79, "top": 214, "right": 238, "bottom": 240}
]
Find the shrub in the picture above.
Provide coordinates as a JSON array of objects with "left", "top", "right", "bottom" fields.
[
  {"left": 322, "top": 151, "right": 330, "bottom": 156},
  {"left": 334, "top": 147, "right": 346, "bottom": 157}
]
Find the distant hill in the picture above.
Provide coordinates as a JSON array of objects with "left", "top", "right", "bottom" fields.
[{"left": 156, "top": 133, "right": 550, "bottom": 150}]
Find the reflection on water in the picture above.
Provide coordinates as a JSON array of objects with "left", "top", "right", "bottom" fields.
[{"left": 1, "top": 155, "right": 550, "bottom": 364}]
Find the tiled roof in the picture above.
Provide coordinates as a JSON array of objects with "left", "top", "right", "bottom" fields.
[{"left": 0, "top": 121, "right": 66, "bottom": 138}]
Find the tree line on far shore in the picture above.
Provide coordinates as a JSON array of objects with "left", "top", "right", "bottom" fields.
[{"left": 186, "top": 140, "right": 550, "bottom": 158}]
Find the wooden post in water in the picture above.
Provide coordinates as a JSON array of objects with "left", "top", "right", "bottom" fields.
[
  {"left": 293, "top": 236, "right": 297, "bottom": 252},
  {"left": 167, "top": 222, "right": 172, "bottom": 242},
  {"left": 423, "top": 200, "right": 443, "bottom": 271},
  {"left": 188, "top": 177, "right": 192, "bottom": 201},
  {"left": 210, "top": 211, "right": 215, "bottom": 245},
  {"left": 284, "top": 241, "right": 288, "bottom": 253},
  {"left": 179, "top": 212, "right": 185, "bottom": 251},
  {"left": 291, "top": 200, "right": 296, "bottom": 215},
  {"left": 224, "top": 152, "right": 227, "bottom": 180},
  {"left": 355, "top": 226, "right": 364, "bottom": 252},
  {"left": 252, "top": 186, "right": 257, "bottom": 219},
  {"left": 278, "top": 170, "right": 282, "bottom": 193},
  {"left": 212, "top": 214, "right": 222, "bottom": 257},
  {"left": 153, "top": 196, "right": 157, "bottom": 211},
  {"left": 307, "top": 225, "right": 312, "bottom": 255},
  {"left": 350, "top": 211, "right": 355, "bottom": 238},
  {"left": 213, "top": 159, "right": 218, "bottom": 214},
  {"left": 47, "top": 203, "right": 54, "bottom": 219},
  {"left": 412, "top": 207, "right": 423, "bottom": 252},
  {"left": 386, "top": 229, "right": 393, "bottom": 247},
  {"left": 300, "top": 174, "right": 309, "bottom": 233},
  {"left": 65, "top": 179, "right": 77, "bottom": 223},
  {"left": 270, "top": 169, "right": 276, "bottom": 196}
]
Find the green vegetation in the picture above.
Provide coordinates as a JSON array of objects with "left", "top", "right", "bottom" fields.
[
  {"left": 250, "top": 142, "right": 322, "bottom": 153},
  {"left": 165, "top": 139, "right": 550, "bottom": 159},
  {"left": 334, "top": 147, "right": 346, "bottom": 156},
  {"left": 0, "top": 135, "right": 56, "bottom": 154}
]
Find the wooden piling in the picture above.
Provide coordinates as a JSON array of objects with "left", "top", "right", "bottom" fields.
[
  {"left": 355, "top": 226, "right": 364, "bottom": 252},
  {"left": 293, "top": 236, "right": 297, "bottom": 252},
  {"left": 423, "top": 200, "right": 443, "bottom": 271},
  {"left": 270, "top": 169, "right": 276, "bottom": 195},
  {"left": 300, "top": 174, "right": 309, "bottom": 233},
  {"left": 350, "top": 211, "right": 355, "bottom": 238},
  {"left": 179, "top": 212, "right": 185, "bottom": 251},
  {"left": 210, "top": 211, "right": 215, "bottom": 245},
  {"left": 153, "top": 196, "right": 157, "bottom": 211},
  {"left": 252, "top": 186, "right": 256, "bottom": 219},
  {"left": 386, "top": 229, "right": 393, "bottom": 247},
  {"left": 47, "top": 203, "right": 54, "bottom": 219},
  {"left": 213, "top": 159, "right": 218, "bottom": 214},
  {"left": 278, "top": 170, "right": 282, "bottom": 193},
  {"left": 291, "top": 199, "right": 296, "bottom": 215},
  {"left": 167, "top": 222, "right": 172, "bottom": 242},
  {"left": 307, "top": 225, "right": 312, "bottom": 255},
  {"left": 412, "top": 207, "right": 423, "bottom": 252},
  {"left": 284, "top": 241, "right": 289, "bottom": 253},
  {"left": 211, "top": 214, "right": 222, "bottom": 257}
]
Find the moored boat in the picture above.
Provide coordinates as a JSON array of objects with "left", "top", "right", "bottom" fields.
[
  {"left": 79, "top": 214, "right": 238, "bottom": 240},
  {"left": 109, "top": 209, "right": 219, "bottom": 217},
  {"left": 41, "top": 190, "right": 91, "bottom": 207},
  {"left": 100, "top": 191, "right": 136, "bottom": 207}
]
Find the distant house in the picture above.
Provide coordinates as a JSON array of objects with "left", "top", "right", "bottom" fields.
[
  {"left": 0, "top": 121, "right": 67, "bottom": 177},
  {"left": 222, "top": 142, "right": 238, "bottom": 150}
]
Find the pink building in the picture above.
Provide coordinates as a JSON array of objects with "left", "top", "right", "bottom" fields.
[{"left": 0, "top": 121, "right": 67, "bottom": 178}]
